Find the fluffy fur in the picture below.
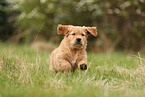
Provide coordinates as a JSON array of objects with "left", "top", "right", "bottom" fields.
[{"left": 49, "top": 24, "right": 97, "bottom": 72}]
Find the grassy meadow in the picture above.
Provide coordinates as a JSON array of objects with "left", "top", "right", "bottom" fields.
[{"left": 0, "top": 44, "right": 145, "bottom": 97}]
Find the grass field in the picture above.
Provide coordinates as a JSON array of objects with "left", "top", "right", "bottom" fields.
[{"left": 0, "top": 44, "right": 145, "bottom": 97}]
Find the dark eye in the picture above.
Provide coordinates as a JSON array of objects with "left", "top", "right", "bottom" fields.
[
  {"left": 72, "top": 33, "right": 75, "bottom": 35},
  {"left": 82, "top": 34, "right": 85, "bottom": 36}
]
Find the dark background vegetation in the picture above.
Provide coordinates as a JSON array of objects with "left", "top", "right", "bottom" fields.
[{"left": 0, "top": 0, "right": 145, "bottom": 52}]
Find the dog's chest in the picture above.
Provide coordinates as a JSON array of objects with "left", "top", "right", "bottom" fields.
[
  {"left": 71, "top": 52, "right": 78, "bottom": 64},
  {"left": 68, "top": 50, "right": 80, "bottom": 65}
]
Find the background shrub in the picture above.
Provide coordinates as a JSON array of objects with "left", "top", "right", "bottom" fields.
[{"left": 0, "top": 0, "right": 145, "bottom": 52}]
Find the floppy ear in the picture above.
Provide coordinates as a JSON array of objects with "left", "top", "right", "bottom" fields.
[
  {"left": 86, "top": 27, "right": 97, "bottom": 36},
  {"left": 57, "top": 24, "right": 69, "bottom": 35}
]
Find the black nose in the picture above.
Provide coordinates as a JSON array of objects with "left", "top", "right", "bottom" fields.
[{"left": 76, "top": 38, "right": 81, "bottom": 42}]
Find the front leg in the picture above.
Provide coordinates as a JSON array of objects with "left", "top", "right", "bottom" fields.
[
  {"left": 78, "top": 60, "right": 87, "bottom": 71},
  {"left": 55, "top": 59, "right": 72, "bottom": 72}
]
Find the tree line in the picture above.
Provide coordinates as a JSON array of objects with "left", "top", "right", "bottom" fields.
[{"left": 0, "top": 0, "right": 145, "bottom": 52}]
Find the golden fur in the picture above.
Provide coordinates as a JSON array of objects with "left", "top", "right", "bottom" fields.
[{"left": 49, "top": 24, "right": 97, "bottom": 72}]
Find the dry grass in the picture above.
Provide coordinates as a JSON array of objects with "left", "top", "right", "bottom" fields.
[{"left": 31, "top": 41, "right": 57, "bottom": 51}]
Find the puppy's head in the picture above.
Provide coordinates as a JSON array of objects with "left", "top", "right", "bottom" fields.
[{"left": 57, "top": 24, "right": 97, "bottom": 49}]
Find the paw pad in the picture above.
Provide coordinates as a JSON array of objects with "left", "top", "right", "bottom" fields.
[{"left": 80, "top": 64, "right": 87, "bottom": 70}]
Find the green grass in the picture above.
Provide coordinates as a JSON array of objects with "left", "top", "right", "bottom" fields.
[{"left": 0, "top": 44, "right": 145, "bottom": 97}]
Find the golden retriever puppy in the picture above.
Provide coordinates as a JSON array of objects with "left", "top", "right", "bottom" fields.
[{"left": 49, "top": 24, "right": 97, "bottom": 72}]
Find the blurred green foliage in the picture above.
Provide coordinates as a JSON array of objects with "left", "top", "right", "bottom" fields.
[
  {"left": 0, "top": 0, "right": 18, "bottom": 41},
  {"left": 0, "top": 0, "right": 145, "bottom": 51}
]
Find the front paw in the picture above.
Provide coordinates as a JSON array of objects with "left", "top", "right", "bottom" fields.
[{"left": 80, "top": 64, "right": 87, "bottom": 70}]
